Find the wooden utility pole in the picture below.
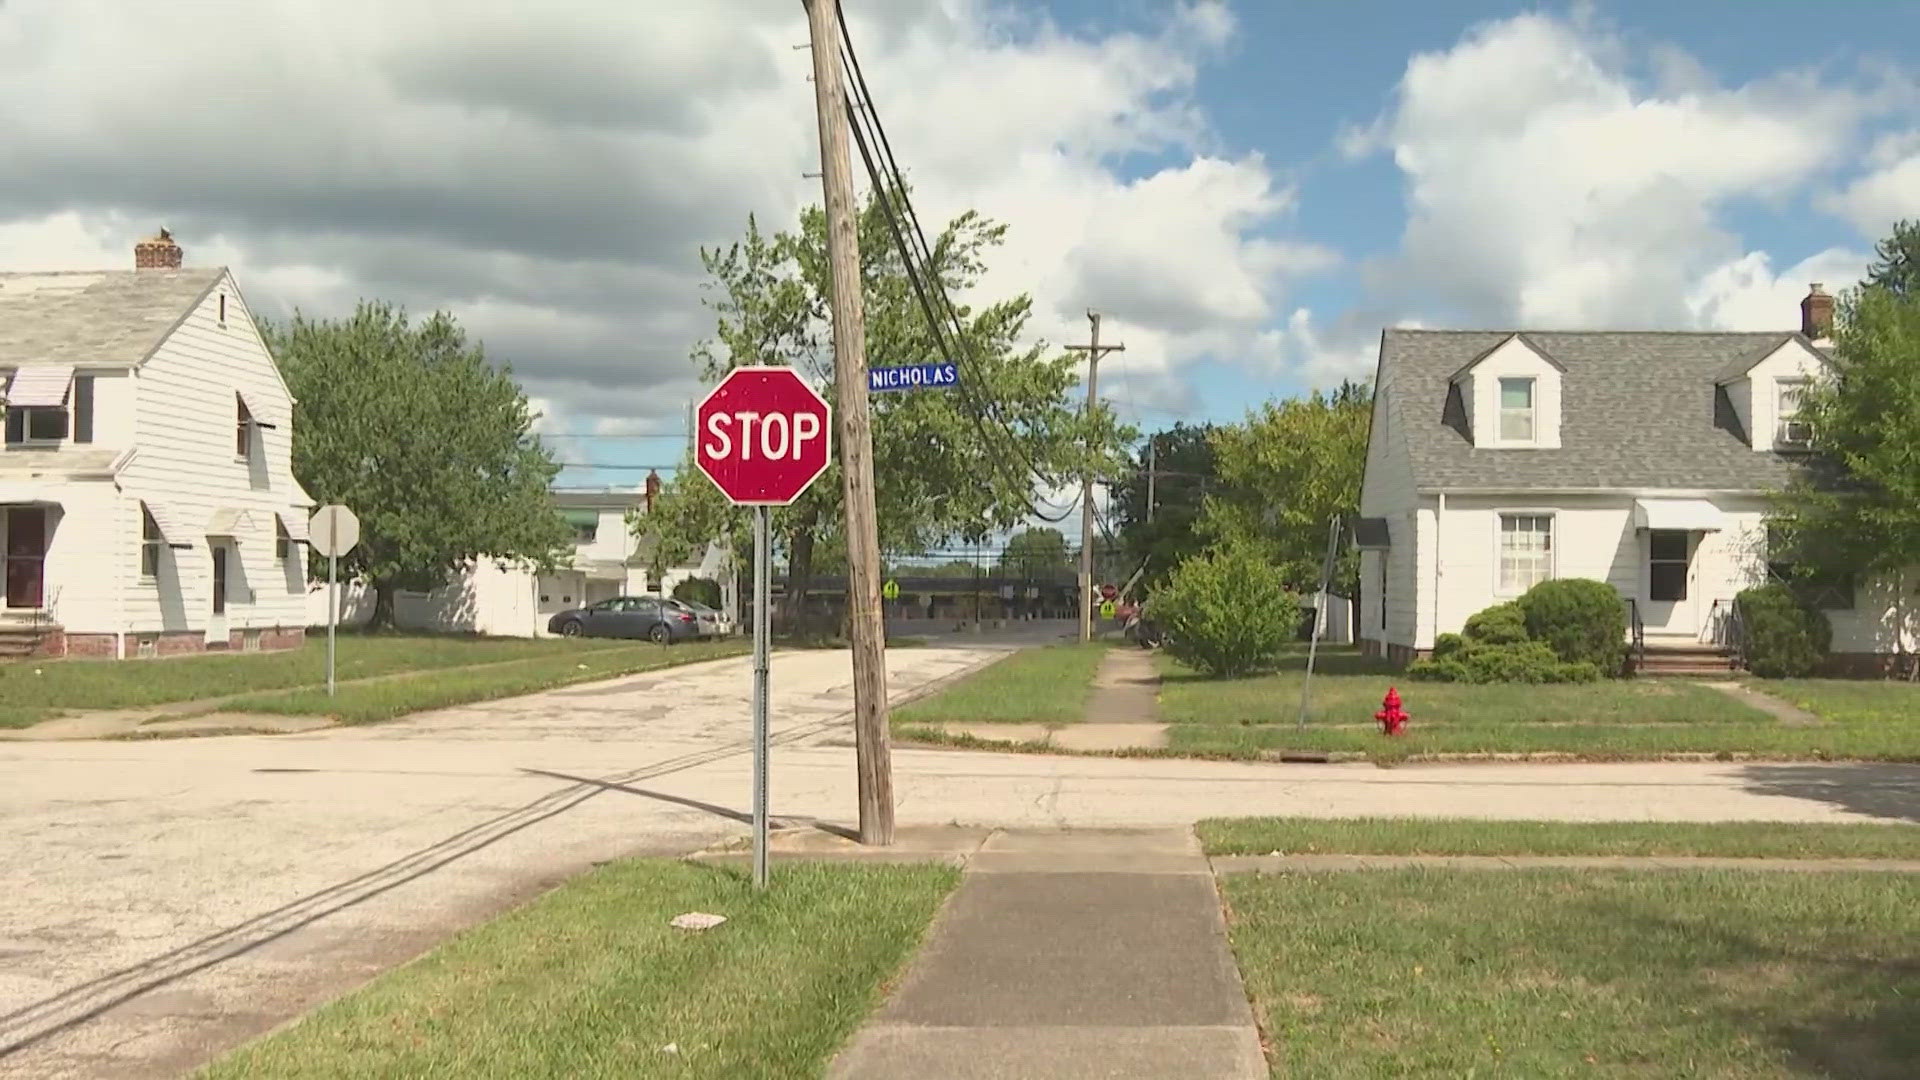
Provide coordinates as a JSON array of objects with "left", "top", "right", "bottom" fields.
[
  {"left": 806, "top": 0, "right": 893, "bottom": 844},
  {"left": 1146, "top": 436, "right": 1157, "bottom": 523},
  {"left": 1066, "top": 311, "right": 1123, "bottom": 643}
]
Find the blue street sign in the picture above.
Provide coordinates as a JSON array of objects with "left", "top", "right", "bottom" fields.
[{"left": 868, "top": 362, "right": 959, "bottom": 392}]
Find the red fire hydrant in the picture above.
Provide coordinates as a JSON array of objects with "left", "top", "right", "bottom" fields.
[{"left": 1376, "top": 686, "right": 1409, "bottom": 736}]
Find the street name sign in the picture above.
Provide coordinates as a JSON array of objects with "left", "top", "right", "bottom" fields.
[{"left": 867, "top": 362, "right": 959, "bottom": 392}]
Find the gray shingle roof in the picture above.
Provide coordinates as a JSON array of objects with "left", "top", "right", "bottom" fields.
[
  {"left": 0, "top": 268, "right": 223, "bottom": 368},
  {"left": 1379, "top": 329, "right": 1814, "bottom": 492}
]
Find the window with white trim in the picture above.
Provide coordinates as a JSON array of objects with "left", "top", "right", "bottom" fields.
[
  {"left": 1498, "top": 377, "right": 1535, "bottom": 442},
  {"left": 1775, "top": 377, "right": 1812, "bottom": 446},
  {"left": 236, "top": 394, "right": 254, "bottom": 458},
  {"left": 1498, "top": 513, "right": 1553, "bottom": 593},
  {"left": 276, "top": 517, "right": 293, "bottom": 562}
]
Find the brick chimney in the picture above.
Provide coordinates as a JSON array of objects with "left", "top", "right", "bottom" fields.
[
  {"left": 1800, "top": 282, "right": 1834, "bottom": 340},
  {"left": 134, "top": 228, "right": 183, "bottom": 270}
]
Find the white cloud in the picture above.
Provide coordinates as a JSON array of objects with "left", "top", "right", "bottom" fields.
[
  {"left": 1821, "top": 129, "right": 1920, "bottom": 238},
  {"left": 1351, "top": 11, "right": 1873, "bottom": 329},
  {"left": 1685, "top": 247, "right": 1871, "bottom": 331}
]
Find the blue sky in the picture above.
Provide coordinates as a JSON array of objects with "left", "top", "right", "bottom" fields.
[{"left": 3, "top": 0, "right": 1915, "bottom": 498}]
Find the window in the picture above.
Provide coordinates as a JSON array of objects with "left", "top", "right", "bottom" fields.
[
  {"left": 574, "top": 521, "right": 598, "bottom": 544},
  {"left": 1498, "top": 513, "right": 1553, "bottom": 593},
  {"left": 72, "top": 376, "right": 93, "bottom": 444},
  {"left": 141, "top": 506, "right": 163, "bottom": 578},
  {"left": 236, "top": 394, "right": 253, "bottom": 458},
  {"left": 1498, "top": 378, "right": 1535, "bottom": 442},
  {"left": 276, "top": 517, "right": 292, "bottom": 562},
  {"left": 1776, "top": 378, "right": 1812, "bottom": 445},
  {"left": 6, "top": 407, "right": 67, "bottom": 443},
  {"left": 1648, "top": 529, "right": 1689, "bottom": 602},
  {"left": 218, "top": 293, "right": 227, "bottom": 327}
]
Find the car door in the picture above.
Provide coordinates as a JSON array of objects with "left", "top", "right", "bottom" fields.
[
  {"left": 628, "top": 598, "right": 664, "bottom": 639},
  {"left": 578, "top": 598, "right": 621, "bottom": 637}
]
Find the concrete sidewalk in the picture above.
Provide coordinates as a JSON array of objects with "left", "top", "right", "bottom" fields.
[{"left": 827, "top": 829, "right": 1265, "bottom": 1080}]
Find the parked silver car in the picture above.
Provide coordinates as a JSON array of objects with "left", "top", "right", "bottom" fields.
[{"left": 667, "top": 598, "right": 730, "bottom": 638}]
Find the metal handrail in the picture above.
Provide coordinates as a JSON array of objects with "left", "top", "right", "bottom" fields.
[
  {"left": 1624, "top": 596, "right": 1645, "bottom": 672},
  {"left": 1726, "top": 596, "right": 1749, "bottom": 671}
]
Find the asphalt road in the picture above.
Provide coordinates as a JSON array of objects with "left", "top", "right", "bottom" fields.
[{"left": 2, "top": 637, "right": 1913, "bottom": 1078}]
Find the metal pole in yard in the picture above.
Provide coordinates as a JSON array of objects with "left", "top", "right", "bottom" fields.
[
  {"left": 327, "top": 549, "right": 338, "bottom": 698},
  {"left": 1296, "top": 515, "right": 1341, "bottom": 730},
  {"left": 752, "top": 505, "right": 771, "bottom": 889}
]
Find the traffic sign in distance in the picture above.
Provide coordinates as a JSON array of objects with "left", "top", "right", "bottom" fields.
[
  {"left": 1100, "top": 599, "right": 1117, "bottom": 619},
  {"left": 695, "top": 366, "right": 833, "bottom": 506},
  {"left": 882, "top": 579, "right": 900, "bottom": 600},
  {"left": 309, "top": 505, "right": 360, "bottom": 558}
]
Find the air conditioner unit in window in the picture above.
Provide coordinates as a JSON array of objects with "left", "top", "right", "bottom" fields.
[{"left": 1778, "top": 420, "right": 1814, "bottom": 446}]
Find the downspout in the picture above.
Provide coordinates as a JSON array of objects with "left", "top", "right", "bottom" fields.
[
  {"left": 1430, "top": 491, "right": 1446, "bottom": 650},
  {"left": 114, "top": 485, "right": 126, "bottom": 659}
]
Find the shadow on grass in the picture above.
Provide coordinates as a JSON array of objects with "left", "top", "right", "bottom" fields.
[{"left": 1738, "top": 763, "right": 1920, "bottom": 824}]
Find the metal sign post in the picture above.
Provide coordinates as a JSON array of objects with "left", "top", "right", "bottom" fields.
[
  {"left": 751, "top": 506, "right": 772, "bottom": 889},
  {"left": 308, "top": 505, "right": 361, "bottom": 699},
  {"left": 1297, "top": 515, "right": 1343, "bottom": 730}
]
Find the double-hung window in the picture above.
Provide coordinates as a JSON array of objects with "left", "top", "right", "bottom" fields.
[
  {"left": 140, "top": 506, "right": 164, "bottom": 578},
  {"left": 1498, "top": 377, "right": 1535, "bottom": 442},
  {"left": 1498, "top": 513, "right": 1553, "bottom": 593},
  {"left": 1776, "top": 378, "right": 1812, "bottom": 446}
]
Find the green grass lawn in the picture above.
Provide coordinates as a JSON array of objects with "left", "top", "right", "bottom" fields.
[
  {"left": 1158, "top": 647, "right": 1920, "bottom": 762},
  {"left": 216, "top": 638, "right": 749, "bottom": 724},
  {"left": 201, "top": 859, "right": 958, "bottom": 1079},
  {"left": 892, "top": 641, "right": 1111, "bottom": 725},
  {"left": 1768, "top": 677, "right": 1920, "bottom": 723},
  {"left": 1197, "top": 817, "right": 1920, "bottom": 860},
  {"left": 1222, "top": 868, "right": 1920, "bottom": 1078}
]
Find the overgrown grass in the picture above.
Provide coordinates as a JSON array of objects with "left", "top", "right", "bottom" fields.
[
  {"left": 0, "top": 633, "right": 635, "bottom": 728},
  {"left": 218, "top": 639, "right": 748, "bottom": 724},
  {"left": 1769, "top": 677, "right": 1920, "bottom": 723},
  {"left": 1157, "top": 647, "right": 1920, "bottom": 761},
  {"left": 893, "top": 641, "right": 1111, "bottom": 725},
  {"left": 1222, "top": 868, "right": 1920, "bottom": 1077},
  {"left": 200, "top": 859, "right": 958, "bottom": 1079},
  {"left": 1197, "top": 817, "right": 1920, "bottom": 860}
]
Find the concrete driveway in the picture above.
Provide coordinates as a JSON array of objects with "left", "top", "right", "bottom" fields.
[{"left": 2, "top": 636, "right": 1914, "bottom": 1078}]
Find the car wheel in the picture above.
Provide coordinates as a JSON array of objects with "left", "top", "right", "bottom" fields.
[
  {"left": 559, "top": 619, "right": 583, "bottom": 637},
  {"left": 649, "top": 623, "right": 671, "bottom": 645}
]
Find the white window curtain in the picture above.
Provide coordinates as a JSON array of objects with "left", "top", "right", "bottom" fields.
[
  {"left": 1499, "top": 514, "right": 1553, "bottom": 592},
  {"left": 1498, "top": 378, "right": 1535, "bottom": 441}
]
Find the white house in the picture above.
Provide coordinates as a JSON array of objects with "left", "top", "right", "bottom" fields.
[
  {"left": 314, "top": 486, "right": 735, "bottom": 637},
  {"left": 0, "top": 231, "right": 313, "bottom": 659},
  {"left": 1357, "top": 285, "right": 1918, "bottom": 673}
]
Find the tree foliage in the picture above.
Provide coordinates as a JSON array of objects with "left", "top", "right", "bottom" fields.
[
  {"left": 646, "top": 194, "right": 1131, "bottom": 625},
  {"left": 1771, "top": 222, "right": 1920, "bottom": 628},
  {"left": 1198, "top": 381, "right": 1371, "bottom": 594},
  {"left": 997, "top": 527, "right": 1071, "bottom": 581},
  {"left": 1109, "top": 423, "right": 1217, "bottom": 596},
  {"left": 1149, "top": 541, "right": 1295, "bottom": 677},
  {"left": 269, "top": 302, "right": 569, "bottom": 628}
]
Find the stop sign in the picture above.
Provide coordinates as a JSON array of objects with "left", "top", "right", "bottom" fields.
[{"left": 694, "top": 365, "right": 833, "bottom": 506}]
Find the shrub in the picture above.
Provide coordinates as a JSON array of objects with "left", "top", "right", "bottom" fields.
[
  {"left": 1518, "top": 578, "right": 1627, "bottom": 673},
  {"left": 1149, "top": 544, "right": 1294, "bottom": 677},
  {"left": 1738, "top": 583, "right": 1831, "bottom": 678},
  {"left": 1461, "top": 602, "right": 1529, "bottom": 645},
  {"left": 1430, "top": 632, "right": 1467, "bottom": 659},
  {"left": 672, "top": 576, "right": 723, "bottom": 609},
  {"left": 1409, "top": 638, "right": 1599, "bottom": 684}
]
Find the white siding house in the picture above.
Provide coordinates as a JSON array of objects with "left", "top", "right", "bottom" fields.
[
  {"left": 312, "top": 488, "right": 735, "bottom": 637},
  {"left": 1356, "top": 285, "right": 1919, "bottom": 672},
  {"left": 1, "top": 232, "right": 312, "bottom": 658}
]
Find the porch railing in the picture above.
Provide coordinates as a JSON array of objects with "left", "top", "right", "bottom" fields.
[{"left": 1623, "top": 596, "right": 1645, "bottom": 672}]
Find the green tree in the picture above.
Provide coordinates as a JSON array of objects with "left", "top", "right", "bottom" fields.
[
  {"left": 1866, "top": 218, "right": 1920, "bottom": 296},
  {"left": 1197, "top": 381, "right": 1372, "bottom": 594},
  {"left": 1109, "top": 423, "right": 1216, "bottom": 596},
  {"left": 1770, "top": 224, "right": 1920, "bottom": 673},
  {"left": 646, "top": 193, "right": 1131, "bottom": 625},
  {"left": 269, "top": 302, "right": 569, "bottom": 629},
  {"left": 997, "top": 527, "right": 1070, "bottom": 581}
]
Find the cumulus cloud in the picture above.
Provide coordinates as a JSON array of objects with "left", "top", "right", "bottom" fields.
[
  {"left": 1820, "top": 129, "right": 1920, "bottom": 238},
  {"left": 0, "top": 0, "right": 1312, "bottom": 445},
  {"left": 1347, "top": 11, "right": 1876, "bottom": 330}
]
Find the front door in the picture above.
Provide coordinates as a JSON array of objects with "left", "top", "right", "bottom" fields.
[
  {"left": 1642, "top": 529, "right": 1698, "bottom": 637},
  {"left": 4, "top": 508, "right": 47, "bottom": 609},
  {"left": 208, "top": 545, "right": 230, "bottom": 644}
]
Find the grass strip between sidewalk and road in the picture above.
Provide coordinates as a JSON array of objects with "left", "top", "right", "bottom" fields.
[
  {"left": 1197, "top": 817, "right": 1920, "bottom": 860},
  {"left": 213, "top": 639, "right": 749, "bottom": 725},
  {"left": 0, "top": 633, "right": 648, "bottom": 729},
  {"left": 200, "top": 859, "right": 959, "bottom": 1080},
  {"left": 892, "top": 640, "right": 1110, "bottom": 725},
  {"left": 1221, "top": 867, "right": 1920, "bottom": 1077},
  {"left": 1768, "top": 677, "right": 1920, "bottom": 723}
]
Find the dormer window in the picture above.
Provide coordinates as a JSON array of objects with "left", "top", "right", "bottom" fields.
[
  {"left": 1775, "top": 378, "right": 1812, "bottom": 447},
  {"left": 1498, "top": 378, "right": 1535, "bottom": 442}
]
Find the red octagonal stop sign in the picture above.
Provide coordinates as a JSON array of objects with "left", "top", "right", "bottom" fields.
[{"left": 695, "top": 365, "right": 833, "bottom": 506}]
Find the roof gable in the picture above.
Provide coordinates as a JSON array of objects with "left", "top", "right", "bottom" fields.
[{"left": 1448, "top": 332, "right": 1567, "bottom": 381}]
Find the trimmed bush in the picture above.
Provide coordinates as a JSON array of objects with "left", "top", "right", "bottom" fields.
[
  {"left": 1430, "top": 632, "right": 1467, "bottom": 660},
  {"left": 1149, "top": 544, "right": 1294, "bottom": 677},
  {"left": 672, "top": 576, "right": 724, "bottom": 609},
  {"left": 1738, "top": 583, "right": 1831, "bottom": 678},
  {"left": 1518, "top": 578, "right": 1627, "bottom": 672},
  {"left": 1462, "top": 602, "right": 1529, "bottom": 645}
]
